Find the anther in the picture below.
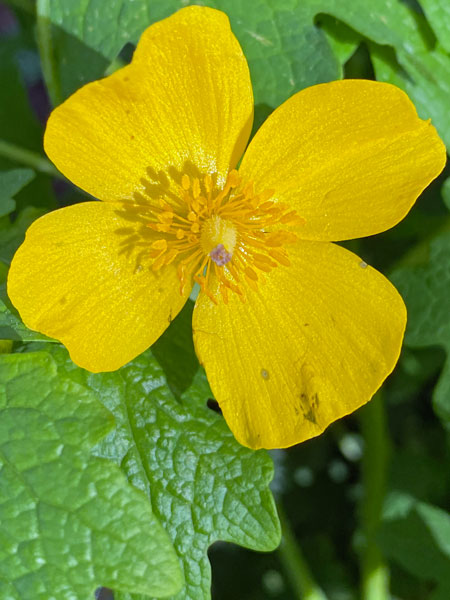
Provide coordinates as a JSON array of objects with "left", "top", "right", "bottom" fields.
[
  {"left": 227, "top": 170, "right": 240, "bottom": 188},
  {"left": 192, "top": 178, "right": 201, "bottom": 198},
  {"left": 269, "top": 249, "right": 291, "bottom": 266},
  {"left": 181, "top": 174, "right": 190, "bottom": 190},
  {"left": 151, "top": 239, "right": 167, "bottom": 250},
  {"left": 244, "top": 266, "right": 258, "bottom": 281}
]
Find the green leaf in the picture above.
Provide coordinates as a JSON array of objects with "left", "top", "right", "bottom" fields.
[
  {"left": 45, "top": 345, "right": 281, "bottom": 600},
  {"left": 36, "top": 0, "right": 110, "bottom": 103},
  {"left": 0, "top": 169, "right": 35, "bottom": 217},
  {"left": 379, "top": 492, "right": 450, "bottom": 588},
  {"left": 420, "top": 0, "right": 450, "bottom": 53},
  {"left": 391, "top": 233, "right": 450, "bottom": 427},
  {"left": 0, "top": 351, "right": 183, "bottom": 599},
  {"left": 319, "top": 15, "right": 361, "bottom": 67},
  {"left": 40, "top": 0, "right": 154, "bottom": 67},
  {"left": 39, "top": 0, "right": 340, "bottom": 109}
]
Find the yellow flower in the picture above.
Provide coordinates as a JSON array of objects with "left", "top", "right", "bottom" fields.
[{"left": 8, "top": 7, "right": 445, "bottom": 449}]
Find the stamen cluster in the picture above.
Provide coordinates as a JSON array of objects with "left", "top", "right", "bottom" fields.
[{"left": 146, "top": 170, "right": 304, "bottom": 304}]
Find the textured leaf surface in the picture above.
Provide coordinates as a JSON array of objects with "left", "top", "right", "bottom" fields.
[
  {"left": 46, "top": 345, "right": 281, "bottom": 600},
  {"left": 391, "top": 233, "right": 450, "bottom": 427},
  {"left": 0, "top": 352, "right": 182, "bottom": 599},
  {"left": 0, "top": 169, "right": 35, "bottom": 218}
]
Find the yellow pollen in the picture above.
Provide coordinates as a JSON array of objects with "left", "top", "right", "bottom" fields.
[{"left": 144, "top": 169, "right": 305, "bottom": 303}]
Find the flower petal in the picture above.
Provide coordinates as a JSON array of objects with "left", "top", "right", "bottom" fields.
[
  {"left": 239, "top": 80, "right": 446, "bottom": 241},
  {"left": 8, "top": 202, "right": 189, "bottom": 372},
  {"left": 44, "top": 6, "right": 253, "bottom": 202},
  {"left": 193, "top": 241, "right": 406, "bottom": 449}
]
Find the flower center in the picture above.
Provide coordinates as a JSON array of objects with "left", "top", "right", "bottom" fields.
[
  {"left": 200, "top": 215, "right": 237, "bottom": 262},
  {"left": 145, "top": 170, "right": 304, "bottom": 304}
]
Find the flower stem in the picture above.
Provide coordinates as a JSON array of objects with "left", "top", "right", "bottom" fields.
[
  {"left": 0, "top": 139, "right": 62, "bottom": 179},
  {"left": 276, "top": 501, "right": 328, "bottom": 600},
  {"left": 359, "top": 392, "right": 390, "bottom": 600},
  {"left": 36, "top": 0, "right": 62, "bottom": 107}
]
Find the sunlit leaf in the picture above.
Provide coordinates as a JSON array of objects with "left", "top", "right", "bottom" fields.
[
  {"left": 0, "top": 351, "right": 183, "bottom": 599},
  {"left": 44, "top": 345, "right": 281, "bottom": 600}
]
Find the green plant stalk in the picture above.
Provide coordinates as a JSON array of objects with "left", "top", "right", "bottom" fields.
[
  {"left": 0, "top": 139, "right": 62, "bottom": 179},
  {"left": 359, "top": 392, "right": 390, "bottom": 600},
  {"left": 36, "top": 0, "right": 62, "bottom": 107},
  {"left": 276, "top": 501, "right": 328, "bottom": 600}
]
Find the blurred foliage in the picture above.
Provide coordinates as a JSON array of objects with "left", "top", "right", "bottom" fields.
[{"left": 0, "top": 0, "right": 449, "bottom": 599}]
